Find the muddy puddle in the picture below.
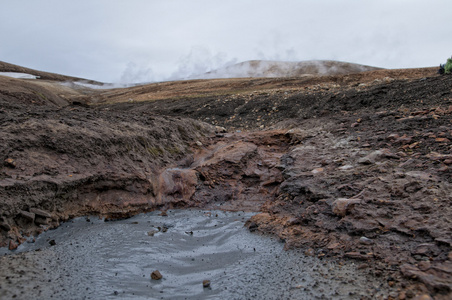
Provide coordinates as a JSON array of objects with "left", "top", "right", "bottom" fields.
[{"left": 0, "top": 210, "right": 390, "bottom": 299}]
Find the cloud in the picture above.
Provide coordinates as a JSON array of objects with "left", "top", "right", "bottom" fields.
[
  {"left": 169, "top": 46, "right": 237, "bottom": 80},
  {"left": 1, "top": 1, "right": 452, "bottom": 82},
  {"left": 119, "top": 62, "right": 155, "bottom": 84}
]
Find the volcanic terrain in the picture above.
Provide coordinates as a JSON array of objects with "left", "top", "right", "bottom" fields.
[{"left": 0, "top": 60, "right": 451, "bottom": 299}]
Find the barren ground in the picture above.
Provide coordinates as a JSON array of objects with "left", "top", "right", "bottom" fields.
[{"left": 0, "top": 64, "right": 451, "bottom": 299}]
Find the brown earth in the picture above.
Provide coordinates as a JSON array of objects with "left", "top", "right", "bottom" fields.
[{"left": 0, "top": 63, "right": 451, "bottom": 299}]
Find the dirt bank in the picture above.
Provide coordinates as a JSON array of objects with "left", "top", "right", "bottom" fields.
[{"left": 1, "top": 66, "right": 451, "bottom": 299}]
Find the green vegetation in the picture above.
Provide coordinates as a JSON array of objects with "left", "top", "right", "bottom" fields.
[
  {"left": 439, "top": 57, "right": 452, "bottom": 74},
  {"left": 445, "top": 58, "right": 452, "bottom": 74}
]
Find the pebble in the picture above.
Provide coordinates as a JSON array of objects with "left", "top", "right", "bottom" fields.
[
  {"left": 332, "top": 198, "right": 361, "bottom": 217},
  {"left": 359, "top": 236, "right": 373, "bottom": 245},
  {"left": 4, "top": 158, "right": 16, "bottom": 168},
  {"left": 151, "top": 270, "right": 162, "bottom": 280},
  {"left": 304, "top": 248, "right": 315, "bottom": 256},
  {"left": 30, "top": 208, "right": 52, "bottom": 218},
  {"left": 8, "top": 240, "right": 18, "bottom": 250},
  {"left": 412, "top": 295, "right": 432, "bottom": 300},
  {"left": 20, "top": 211, "right": 35, "bottom": 223},
  {"left": 202, "top": 280, "right": 211, "bottom": 288},
  {"left": 147, "top": 230, "right": 159, "bottom": 236}
]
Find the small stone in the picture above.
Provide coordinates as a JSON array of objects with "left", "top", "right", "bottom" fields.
[
  {"left": 159, "top": 211, "right": 168, "bottom": 217},
  {"left": 327, "top": 242, "right": 340, "bottom": 249},
  {"left": 359, "top": 236, "right": 373, "bottom": 245},
  {"left": 202, "top": 280, "right": 211, "bottom": 288},
  {"left": 304, "top": 248, "right": 315, "bottom": 256},
  {"left": 405, "top": 290, "right": 415, "bottom": 298},
  {"left": 357, "top": 263, "right": 368, "bottom": 269},
  {"left": 195, "top": 141, "right": 203, "bottom": 147},
  {"left": 0, "top": 222, "right": 11, "bottom": 231},
  {"left": 345, "top": 252, "right": 369, "bottom": 260},
  {"left": 30, "top": 208, "right": 52, "bottom": 218},
  {"left": 311, "top": 167, "right": 324, "bottom": 174},
  {"left": 34, "top": 216, "right": 50, "bottom": 225},
  {"left": 435, "top": 137, "right": 450, "bottom": 143},
  {"left": 388, "top": 291, "right": 398, "bottom": 298},
  {"left": 20, "top": 211, "right": 35, "bottom": 223},
  {"left": 4, "top": 158, "right": 16, "bottom": 168},
  {"left": 49, "top": 239, "right": 56, "bottom": 246},
  {"left": 412, "top": 295, "right": 432, "bottom": 300},
  {"left": 147, "top": 229, "right": 159, "bottom": 236},
  {"left": 151, "top": 270, "right": 162, "bottom": 280},
  {"left": 9, "top": 240, "right": 18, "bottom": 250},
  {"left": 332, "top": 198, "right": 361, "bottom": 217}
]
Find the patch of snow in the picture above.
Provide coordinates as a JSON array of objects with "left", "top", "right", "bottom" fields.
[
  {"left": 0, "top": 72, "right": 40, "bottom": 79},
  {"left": 59, "top": 81, "right": 145, "bottom": 90}
]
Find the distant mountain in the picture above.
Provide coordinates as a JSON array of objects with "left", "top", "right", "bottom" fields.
[{"left": 200, "top": 60, "right": 382, "bottom": 79}]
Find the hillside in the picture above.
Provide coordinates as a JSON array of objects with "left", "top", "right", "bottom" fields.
[
  {"left": 199, "top": 59, "right": 382, "bottom": 79},
  {"left": 0, "top": 61, "right": 451, "bottom": 299},
  {"left": 0, "top": 60, "right": 103, "bottom": 84}
]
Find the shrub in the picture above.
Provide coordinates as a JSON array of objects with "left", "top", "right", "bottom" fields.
[{"left": 445, "top": 58, "right": 452, "bottom": 74}]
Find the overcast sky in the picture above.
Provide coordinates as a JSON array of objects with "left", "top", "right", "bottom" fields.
[{"left": 1, "top": 1, "right": 451, "bottom": 83}]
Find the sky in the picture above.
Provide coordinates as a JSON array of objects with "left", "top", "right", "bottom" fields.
[{"left": 1, "top": 0, "right": 451, "bottom": 83}]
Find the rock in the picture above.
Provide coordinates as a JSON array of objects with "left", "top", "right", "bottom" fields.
[
  {"left": 0, "top": 222, "right": 11, "bottom": 231},
  {"left": 49, "top": 239, "right": 56, "bottom": 246},
  {"left": 8, "top": 240, "right": 18, "bottom": 250},
  {"left": 435, "top": 137, "right": 450, "bottom": 143},
  {"left": 202, "top": 280, "right": 211, "bottom": 288},
  {"left": 4, "top": 158, "right": 16, "bottom": 168},
  {"left": 159, "top": 211, "right": 168, "bottom": 217},
  {"left": 415, "top": 243, "right": 438, "bottom": 256},
  {"left": 345, "top": 252, "right": 370, "bottom": 260},
  {"left": 400, "top": 264, "right": 451, "bottom": 293},
  {"left": 339, "top": 164, "right": 354, "bottom": 171},
  {"left": 359, "top": 236, "right": 373, "bottom": 245},
  {"left": 327, "top": 242, "right": 340, "bottom": 249},
  {"left": 215, "top": 126, "right": 226, "bottom": 133},
  {"left": 358, "top": 149, "right": 399, "bottom": 165},
  {"left": 304, "top": 248, "right": 315, "bottom": 256},
  {"left": 19, "top": 211, "right": 35, "bottom": 223},
  {"left": 151, "top": 270, "right": 162, "bottom": 280},
  {"left": 247, "top": 221, "right": 258, "bottom": 232},
  {"left": 195, "top": 141, "right": 203, "bottom": 146},
  {"left": 30, "top": 208, "right": 52, "bottom": 218},
  {"left": 357, "top": 263, "right": 369, "bottom": 270},
  {"left": 412, "top": 295, "right": 432, "bottom": 300},
  {"left": 147, "top": 230, "right": 159, "bottom": 236},
  {"left": 34, "top": 216, "right": 50, "bottom": 225},
  {"left": 311, "top": 167, "right": 324, "bottom": 174},
  {"left": 332, "top": 198, "right": 361, "bottom": 217}
]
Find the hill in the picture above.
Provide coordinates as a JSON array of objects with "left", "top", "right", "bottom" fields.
[
  {"left": 0, "top": 61, "right": 450, "bottom": 299},
  {"left": 200, "top": 59, "right": 382, "bottom": 79}
]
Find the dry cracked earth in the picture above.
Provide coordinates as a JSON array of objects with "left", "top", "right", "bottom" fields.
[{"left": 0, "top": 61, "right": 451, "bottom": 299}]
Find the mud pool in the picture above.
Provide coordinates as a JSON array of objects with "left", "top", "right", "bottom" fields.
[{"left": 0, "top": 210, "right": 391, "bottom": 299}]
